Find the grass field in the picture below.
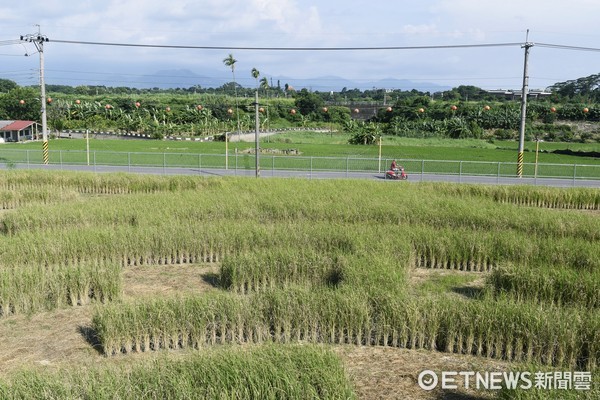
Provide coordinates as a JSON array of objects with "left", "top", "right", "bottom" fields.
[
  {"left": 1, "top": 133, "right": 599, "bottom": 181},
  {"left": 2, "top": 132, "right": 600, "bottom": 164},
  {"left": 0, "top": 170, "right": 598, "bottom": 399}
]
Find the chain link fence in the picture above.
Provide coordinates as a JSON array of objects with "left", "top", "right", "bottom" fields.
[{"left": 0, "top": 149, "right": 598, "bottom": 185}]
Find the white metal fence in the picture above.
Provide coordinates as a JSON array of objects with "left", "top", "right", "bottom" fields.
[{"left": 0, "top": 149, "right": 598, "bottom": 186}]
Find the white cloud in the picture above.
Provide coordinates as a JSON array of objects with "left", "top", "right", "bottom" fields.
[
  {"left": 1, "top": 1, "right": 598, "bottom": 89},
  {"left": 401, "top": 24, "right": 439, "bottom": 35},
  {"left": 430, "top": 0, "right": 600, "bottom": 42}
]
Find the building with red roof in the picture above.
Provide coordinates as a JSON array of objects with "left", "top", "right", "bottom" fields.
[{"left": 0, "top": 120, "right": 40, "bottom": 142}]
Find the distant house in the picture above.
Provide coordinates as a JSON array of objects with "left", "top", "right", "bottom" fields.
[{"left": 0, "top": 120, "right": 39, "bottom": 142}]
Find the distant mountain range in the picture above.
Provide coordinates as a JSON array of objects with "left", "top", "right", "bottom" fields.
[{"left": 80, "top": 68, "right": 452, "bottom": 93}]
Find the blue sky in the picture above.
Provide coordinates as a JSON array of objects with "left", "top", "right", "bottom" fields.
[{"left": 1, "top": 0, "right": 599, "bottom": 91}]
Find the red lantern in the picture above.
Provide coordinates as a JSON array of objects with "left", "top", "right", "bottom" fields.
[
  {"left": 75, "top": 99, "right": 81, "bottom": 105},
  {"left": 387, "top": 107, "right": 393, "bottom": 112},
  {"left": 290, "top": 109, "right": 296, "bottom": 115},
  {"left": 227, "top": 108, "right": 233, "bottom": 115},
  {"left": 322, "top": 107, "right": 328, "bottom": 113},
  {"left": 583, "top": 107, "right": 589, "bottom": 113},
  {"left": 484, "top": 105, "right": 491, "bottom": 111},
  {"left": 135, "top": 102, "right": 141, "bottom": 108},
  {"left": 353, "top": 108, "right": 359, "bottom": 114},
  {"left": 450, "top": 105, "right": 457, "bottom": 111},
  {"left": 550, "top": 107, "right": 556, "bottom": 113},
  {"left": 19, "top": 100, "right": 25, "bottom": 105},
  {"left": 196, "top": 105, "right": 203, "bottom": 110},
  {"left": 418, "top": 108, "right": 424, "bottom": 113}
]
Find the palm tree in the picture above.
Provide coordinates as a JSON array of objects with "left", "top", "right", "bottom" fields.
[
  {"left": 223, "top": 53, "right": 240, "bottom": 134},
  {"left": 223, "top": 53, "right": 239, "bottom": 170},
  {"left": 260, "top": 77, "right": 270, "bottom": 132},
  {"left": 251, "top": 68, "right": 260, "bottom": 89},
  {"left": 259, "top": 76, "right": 269, "bottom": 93},
  {"left": 223, "top": 53, "right": 237, "bottom": 87}
]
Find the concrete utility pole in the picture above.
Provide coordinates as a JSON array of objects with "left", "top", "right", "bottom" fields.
[
  {"left": 517, "top": 30, "right": 533, "bottom": 178},
  {"left": 21, "top": 27, "right": 49, "bottom": 164},
  {"left": 254, "top": 91, "right": 260, "bottom": 178}
]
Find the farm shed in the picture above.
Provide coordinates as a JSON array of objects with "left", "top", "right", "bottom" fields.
[{"left": 0, "top": 120, "right": 39, "bottom": 142}]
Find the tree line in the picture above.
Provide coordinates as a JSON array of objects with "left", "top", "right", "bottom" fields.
[{"left": 0, "top": 75, "right": 597, "bottom": 143}]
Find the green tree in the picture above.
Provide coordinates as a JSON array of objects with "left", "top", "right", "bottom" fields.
[
  {"left": 294, "top": 89, "right": 324, "bottom": 117},
  {"left": 0, "top": 87, "right": 40, "bottom": 120},
  {"left": 0, "top": 79, "right": 18, "bottom": 93}
]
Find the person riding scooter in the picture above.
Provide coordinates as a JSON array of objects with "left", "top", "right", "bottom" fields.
[{"left": 386, "top": 160, "right": 407, "bottom": 180}]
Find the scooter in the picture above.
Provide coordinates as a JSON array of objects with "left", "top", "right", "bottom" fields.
[{"left": 385, "top": 167, "right": 408, "bottom": 180}]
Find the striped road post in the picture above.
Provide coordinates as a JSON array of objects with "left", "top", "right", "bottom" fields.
[
  {"left": 42, "top": 140, "right": 49, "bottom": 164},
  {"left": 516, "top": 151, "right": 524, "bottom": 178}
]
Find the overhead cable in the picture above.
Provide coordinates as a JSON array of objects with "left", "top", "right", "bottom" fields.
[
  {"left": 535, "top": 42, "right": 600, "bottom": 52},
  {"left": 49, "top": 39, "right": 524, "bottom": 51}
]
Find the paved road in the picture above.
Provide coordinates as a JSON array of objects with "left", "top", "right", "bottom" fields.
[{"left": 4, "top": 163, "right": 599, "bottom": 188}]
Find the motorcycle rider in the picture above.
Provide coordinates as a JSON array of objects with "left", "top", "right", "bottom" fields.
[{"left": 387, "top": 159, "right": 407, "bottom": 180}]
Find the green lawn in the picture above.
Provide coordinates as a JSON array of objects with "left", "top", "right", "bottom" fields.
[
  {"left": 4, "top": 133, "right": 600, "bottom": 163},
  {"left": 1, "top": 133, "right": 599, "bottom": 179}
]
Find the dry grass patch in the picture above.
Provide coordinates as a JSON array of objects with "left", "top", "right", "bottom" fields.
[
  {"left": 336, "top": 345, "right": 507, "bottom": 400},
  {"left": 122, "top": 263, "right": 219, "bottom": 300},
  {"left": 409, "top": 268, "right": 487, "bottom": 299},
  {"left": 0, "top": 307, "right": 94, "bottom": 376}
]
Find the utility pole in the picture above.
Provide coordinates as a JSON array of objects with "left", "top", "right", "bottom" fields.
[
  {"left": 517, "top": 30, "right": 533, "bottom": 178},
  {"left": 254, "top": 91, "right": 260, "bottom": 178},
  {"left": 21, "top": 27, "right": 49, "bottom": 164}
]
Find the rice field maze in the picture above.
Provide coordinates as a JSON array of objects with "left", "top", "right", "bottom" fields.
[{"left": 0, "top": 169, "right": 598, "bottom": 399}]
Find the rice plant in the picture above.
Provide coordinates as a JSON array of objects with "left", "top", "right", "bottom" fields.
[
  {"left": 91, "top": 288, "right": 600, "bottom": 371},
  {"left": 489, "top": 265, "right": 600, "bottom": 308},
  {"left": 220, "top": 246, "right": 409, "bottom": 294},
  {"left": 0, "top": 261, "right": 121, "bottom": 317},
  {"left": 0, "top": 344, "right": 356, "bottom": 399},
  {"left": 429, "top": 182, "right": 600, "bottom": 210},
  {"left": 2, "top": 170, "right": 599, "bottom": 385}
]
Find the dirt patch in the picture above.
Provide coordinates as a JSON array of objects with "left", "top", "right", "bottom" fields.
[
  {"left": 336, "top": 345, "right": 508, "bottom": 400},
  {"left": 0, "top": 307, "right": 94, "bottom": 375},
  {"left": 122, "top": 263, "right": 220, "bottom": 299},
  {"left": 409, "top": 268, "right": 487, "bottom": 298}
]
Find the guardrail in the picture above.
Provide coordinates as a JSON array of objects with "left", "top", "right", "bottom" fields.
[{"left": 0, "top": 149, "right": 598, "bottom": 185}]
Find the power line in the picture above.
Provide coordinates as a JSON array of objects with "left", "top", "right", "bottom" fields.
[
  {"left": 49, "top": 39, "right": 524, "bottom": 51},
  {"left": 42, "top": 68, "right": 522, "bottom": 82},
  {"left": 536, "top": 42, "right": 600, "bottom": 52},
  {"left": 0, "top": 39, "right": 23, "bottom": 46},
  {"left": 47, "top": 37, "right": 600, "bottom": 54},
  {"left": 11, "top": 35, "right": 598, "bottom": 90}
]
